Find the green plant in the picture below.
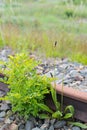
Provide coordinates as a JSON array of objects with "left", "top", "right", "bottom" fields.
[
  {"left": 0, "top": 53, "right": 52, "bottom": 119},
  {"left": 38, "top": 85, "right": 74, "bottom": 120},
  {"left": 71, "top": 53, "right": 87, "bottom": 65},
  {"left": 65, "top": 8, "right": 74, "bottom": 18},
  {"left": 68, "top": 122, "right": 87, "bottom": 129}
]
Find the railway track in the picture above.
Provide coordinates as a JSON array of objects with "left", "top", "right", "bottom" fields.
[{"left": 0, "top": 73, "right": 87, "bottom": 123}]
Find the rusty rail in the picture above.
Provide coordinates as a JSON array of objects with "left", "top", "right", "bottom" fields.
[{"left": 0, "top": 74, "right": 87, "bottom": 122}]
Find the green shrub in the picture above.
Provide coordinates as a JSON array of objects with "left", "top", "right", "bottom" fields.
[
  {"left": 1, "top": 53, "right": 52, "bottom": 119},
  {"left": 65, "top": 8, "right": 74, "bottom": 18},
  {"left": 72, "top": 0, "right": 86, "bottom": 5},
  {"left": 71, "top": 53, "right": 87, "bottom": 65}
]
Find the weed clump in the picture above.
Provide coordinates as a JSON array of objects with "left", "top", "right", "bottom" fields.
[{"left": 0, "top": 53, "right": 52, "bottom": 119}]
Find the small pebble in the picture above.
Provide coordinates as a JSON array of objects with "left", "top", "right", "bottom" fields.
[
  {"left": 4, "top": 118, "right": 12, "bottom": 124},
  {"left": 0, "top": 103, "right": 10, "bottom": 111},
  {"left": 72, "top": 126, "right": 81, "bottom": 130},
  {"left": 9, "top": 123, "right": 18, "bottom": 130},
  {"left": 0, "top": 111, "right": 5, "bottom": 118},
  {"left": 54, "top": 121, "right": 66, "bottom": 129},
  {"left": 25, "top": 120, "right": 34, "bottom": 130},
  {"left": 32, "top": 127, "right": 41, "bottom": 130},
  {"left": 48, "top": 125, "right": 54, "bottom": 130}
]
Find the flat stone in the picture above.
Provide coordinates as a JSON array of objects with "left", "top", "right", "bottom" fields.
[
  {"left": 48, "top": 125, "right": 54, "bottom": 130},
  {"left": 19, "top": 124, "right": 25, "bottom": 130},
  {"left": 25, "top": 120, "right": 34, "bottom": 130},
  {"left": 60, "top": 64, "right": 68, "bottom": 69},
  {"left": 0, "top": 103, "right": 10, "bottom": 111},
  {"left": 32, "top": 127, "right": 41, "bottom": 130},
  {"left": 9, "top": 123, "right": 18, "bottom": 130},
  {"left": 4, "top": 118, "right": 12, "bottom": 124},
  {"left": 50, "top": 119, "right": 56, "bottom": 125},
  {"left": 0, "top": 117, "right": 4, "bottom": 122},
  {"left": 69, "top": 71, "right": 80, "bottom": 78},
  {"left": 0, "top": 48, "right": 11, "bottom": 57},
  {"left": 45, "top": 70, "right": 57, "bottom": 77},
  {"left": 9, "top": 115, "right": 15, "bottom": 121},
  {"left": 80, "top": 69, "right": 87, "bottom": 75},
  {"left": 63, "top": 79, "right": 73, "bottom": 84},
  {"left": 0, "top": 124, "right": 9, "bottom": 130},
  {"left": 57, "top": 73, "right": 64, "bottom": 79},
  {"left": 54, "top": 121, "right": 66, "bottom": 129},
  {"left": 63, "top": 126, "right": 71, "bottom": 130},
  {"left": 0, "top": 111, "right": 5, "bottom": 118},
  {"left": 72, "top": 126, "right": 81, "bottom": 130},
  {"left": 74, "top": 75, "right": 84, "bottom": 81},
  {"left": 40, "top": 123, "right": 49, "bottom": 130}
]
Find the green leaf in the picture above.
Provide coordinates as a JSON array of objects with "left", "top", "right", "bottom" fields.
[
  {"left": 52, "top": 111, "right": 62, "bottom": 119},
  {"left": 68, "top": 122, "right": 87, "bottom": 129},
  {"left": 64, "top": 105, "right": 74, "bottom": 115},
  {"left": 0, "top": 78, "right": 4, "bottom": 82},
  {"left": 63, "top": 113, "right": 73, "bottom": 119},
  {"left": 51, "top": 86, "right": 60, "bottom": 110},
  {"left": 39, "top": 114, "right": 50, "bottom": 119},
  {"left": 38, "top": 103, "right": 53, "bottom": 114}
]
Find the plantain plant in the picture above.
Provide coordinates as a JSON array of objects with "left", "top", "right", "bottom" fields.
[{"left": 38, "top": 85, "right": 74, "bottom": 120}]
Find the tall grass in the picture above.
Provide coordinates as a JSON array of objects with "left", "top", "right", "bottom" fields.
[{"left": 0, "top": 0, "right": 87, "bottom": 64}]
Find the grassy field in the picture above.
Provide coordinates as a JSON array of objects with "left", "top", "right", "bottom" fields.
[{"left": 0, "top": 0, "right": 87, "bottom": 64}]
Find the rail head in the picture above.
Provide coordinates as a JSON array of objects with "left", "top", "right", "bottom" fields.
[{"left": 55, "top": 84, "right": 87, "bottom": 103}]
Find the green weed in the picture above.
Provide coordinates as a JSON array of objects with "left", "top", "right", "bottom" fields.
[{"left": 0, "top": 53, "right": 52, "bottom": 119}]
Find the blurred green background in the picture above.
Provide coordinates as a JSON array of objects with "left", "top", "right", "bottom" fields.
[{"left": 0, "top": 0, "right": 87, "bottom": 64}]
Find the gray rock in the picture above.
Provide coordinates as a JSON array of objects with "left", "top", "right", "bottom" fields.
[
  {"left": 0, "top": 103, "right": 10, "bottom": 111},
  {"left": 69, "top": 71, "right": 80, "bottom": 78},
  {"left": 9, "top": 123, "right": 18, "bottom": 130},
  {"left": 40, "top": 119, "right": 50, "bottom": 130},
  {"left": 45, "top": 70, "right": 57, "bottom": 77},
  {"left": 19, "top": 124, "right": 25, "bottom": 130},
  {"left": 50, "top": 119, "right": 56, "bottom": 125},
  {"left": 60, "top": 64, "right": 68, "bottom": 69},
  {"left": 0, "top": 111, "right": 5, "bottom": 118},
  {"left": 0, "top": 48, "right": 11, "bottom": 57},
  {"left": 57, "top": 73, "right": 64, "bottom": 79},
  {"left": 25, "top": 120, "right": 34, "bottom": 130},
  {"left": 32, "top": 127, "right": 41, "bottom": 130},
  {"left": 0, "top": 48, "right": 12, "bottom": 62},
  {"left": 0, "top": 117, "right": 4, "bottom": 122},
  {"left": 0, "top": 91, "right": 5, "bottom": 97},
  {"left": 80, "top": 69, "right": 87, "bottom": 75},
  {"left": 72, "top": 126, "right": 81, "bottom": 130},
  {"left": 63, "top": 126, "right": 70, "bottom": 130},
  {"left": 54, "top": 121, "right": 66, "bottom": 129},
  {"left": 10, "top": 115, "right": 15, "bottom": 121},
  {"left": 48, "top": 125, "right": 54, "bottom": 130},
  {"left": 37, "top": 119, "right": 43, "bottom": 127},
  {"left": 63, "top": 79, "right": 73, "bottom": 84},
  {"left": 29, "top": 116, "right": 37, "bottom": 126},
  {"left": 0, "top": 56, "right": 8, "bottom": 61},
  {"left": 0, "top": 124, "right": 9, "bottom": 130},
  {"left": 4, "top": 118, "right": 12, "bottom": 124}
]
